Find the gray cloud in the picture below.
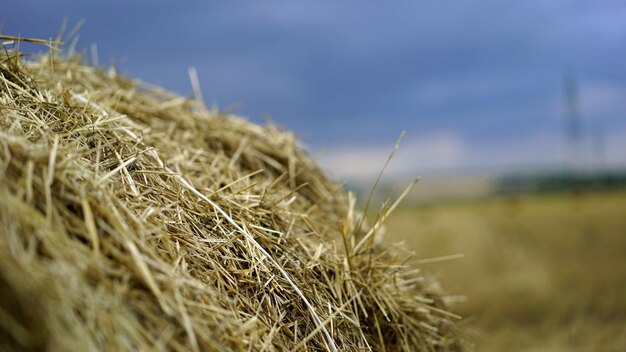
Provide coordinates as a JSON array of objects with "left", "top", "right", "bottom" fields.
[{"left": 4, "top": 0, "right": 625, "bottom": 173}]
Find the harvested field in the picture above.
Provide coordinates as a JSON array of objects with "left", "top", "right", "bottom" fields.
[
  {"left": 0, "top": 36, "right": 463, "bottom": 351},
  {"left": 386, "top": 191, "right": 626, "bottom": 351}
]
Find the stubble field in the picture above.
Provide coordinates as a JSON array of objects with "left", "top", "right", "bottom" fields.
[{"left": 385, "top": 190, "right": 626, "bottom": 351}]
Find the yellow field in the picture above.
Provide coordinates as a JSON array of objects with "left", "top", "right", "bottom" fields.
[{"left": 385, "top": 190, "right": 626, "bottom": 351}]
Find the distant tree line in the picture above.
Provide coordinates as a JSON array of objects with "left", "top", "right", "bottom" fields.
[{"left": 496, "top": 171, "right": 626, "bottom": 195}]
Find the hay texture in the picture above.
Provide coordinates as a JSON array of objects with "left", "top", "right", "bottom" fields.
[{"left": 0, "top": 37, "right": 463, "bottom": 351}]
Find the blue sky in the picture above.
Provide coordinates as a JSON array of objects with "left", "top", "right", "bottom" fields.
[{"left": 4, "top": 1, "right": 626, "bottom": 178}]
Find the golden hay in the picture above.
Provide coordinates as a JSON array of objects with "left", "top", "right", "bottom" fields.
[{"left": 0, "top": 36, "right": 464, "bottom": 351}]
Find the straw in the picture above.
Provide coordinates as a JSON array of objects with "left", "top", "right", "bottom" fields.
[{"left": 0, "top": 37, "right": 464, "bottom": 351}]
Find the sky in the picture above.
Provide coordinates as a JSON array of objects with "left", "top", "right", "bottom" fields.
[{"left": 4, "top": 1, "right": 626, "bottom": 180}]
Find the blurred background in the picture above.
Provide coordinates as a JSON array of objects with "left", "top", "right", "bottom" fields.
[{"left": 4, "top": 1, "right": 626, "bottom": 350}]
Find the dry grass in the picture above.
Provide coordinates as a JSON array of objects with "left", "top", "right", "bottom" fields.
[
  {"left": 0, "top": 35, "right": 463, "bottom": 351},
  {"left": 385, "top": 191, "right": 626, "bottom": 351}
]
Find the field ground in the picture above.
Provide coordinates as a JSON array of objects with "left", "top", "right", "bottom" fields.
[{"left": 384, "top": 190, "right": 626, "bottom": 351}]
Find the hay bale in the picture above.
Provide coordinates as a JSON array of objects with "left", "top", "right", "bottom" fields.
[{"left": 0, "top": 37, "right": 463, "bottom": 351}]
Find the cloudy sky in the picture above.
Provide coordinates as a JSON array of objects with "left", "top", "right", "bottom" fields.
[{"left": 5, "top": 1, "right": 626, "bottom": 179}]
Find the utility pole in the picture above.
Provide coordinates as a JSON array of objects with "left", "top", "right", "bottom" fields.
[
  {"left": 592, "top": 122, "right": 606, "bottom": 173},
  {"left": 563, "top": 72, "right": 582, "bottom": 171}
]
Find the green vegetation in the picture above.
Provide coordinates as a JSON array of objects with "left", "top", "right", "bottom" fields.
[
  {"left": 496, "top": 171, "right": 626, "bottom": 195},
  {"left": 385, "top": 190, "right": 626, "bottom": 351}
]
